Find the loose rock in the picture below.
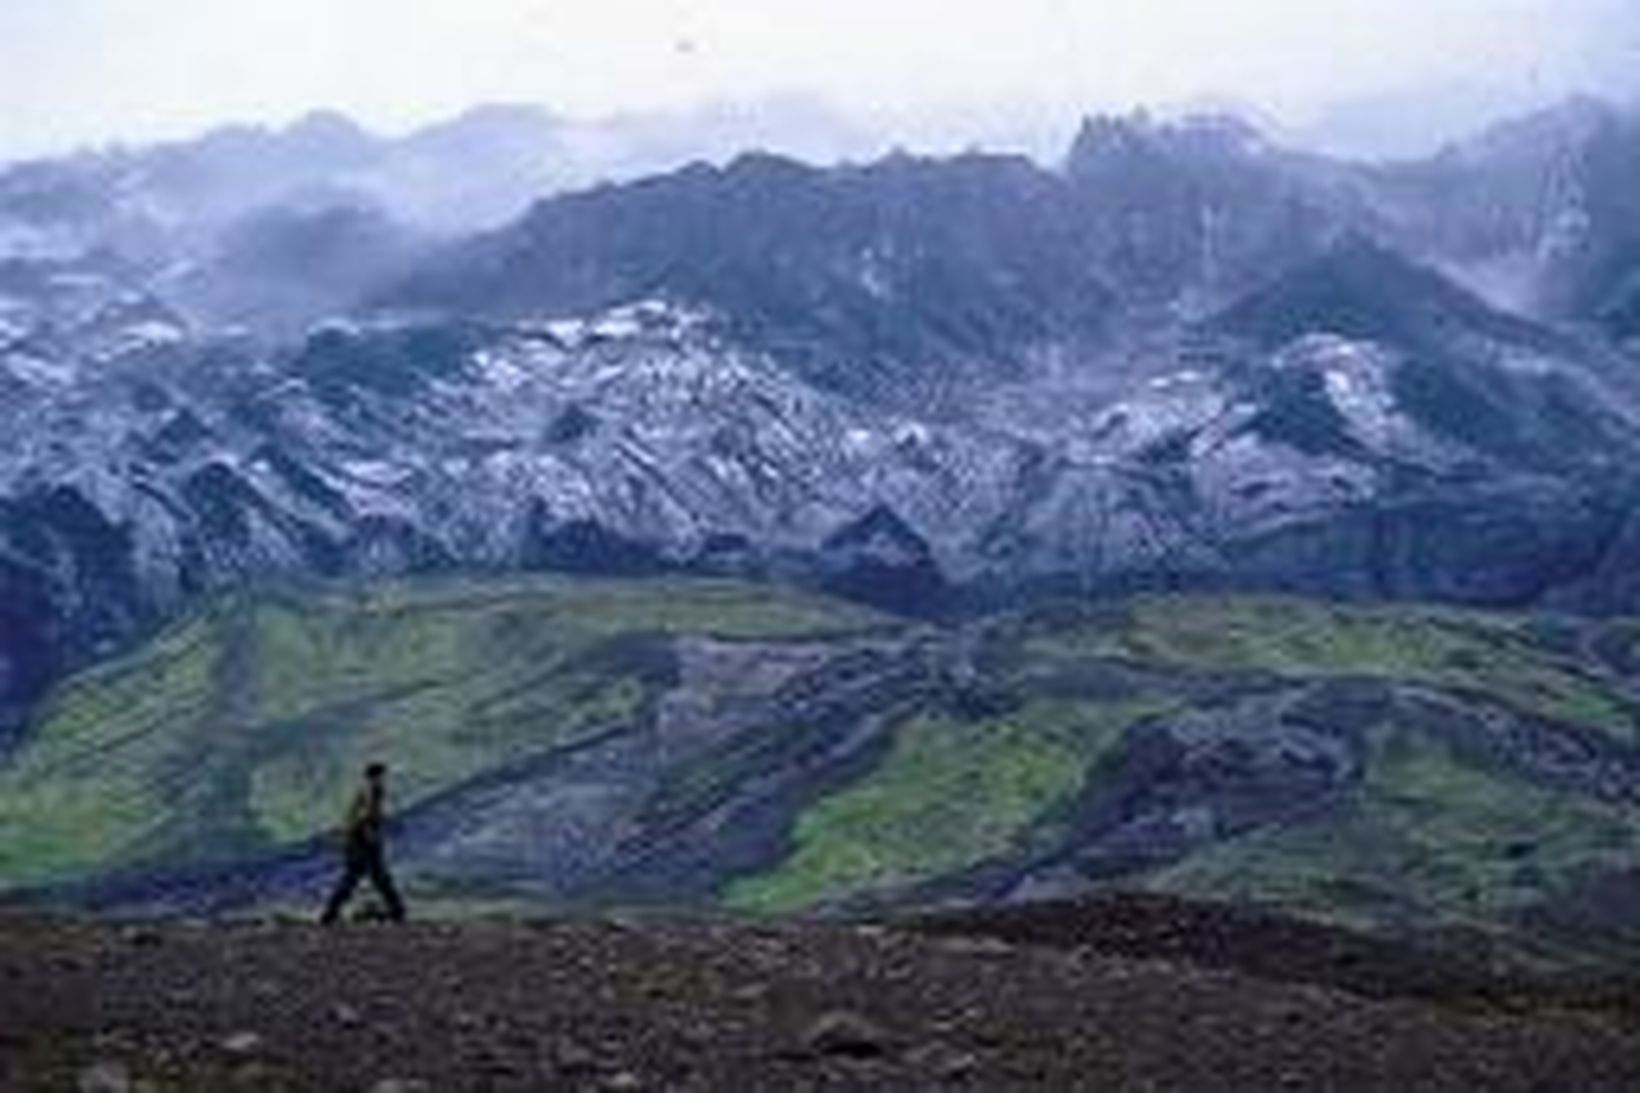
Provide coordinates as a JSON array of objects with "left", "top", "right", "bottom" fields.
[
  {"left": 77, "top": 1061, "right": 132, "bottom": 1093},
  {"left": 219, "top": 1031, "right": 264, "bottom": 1057},
  {"left": 369, "top": 1080, "right": 429, "bottom": 1093},
  {"left": 907, "top": 1041, "right": 981, "bottom": 1080},
  {"left": 554, "top": 1038, "right": 599, "bottom": 1074},
  {"left": 803, "top": 1010, "right": 893, "bottom": 1059}
]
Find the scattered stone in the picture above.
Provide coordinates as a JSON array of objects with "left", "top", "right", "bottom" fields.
[
  {"left": 12, "top": 900, "right": 1640, "bottom": 1090},
  {"left": 730, "top": 981, "right": 770, "bottom": 1003},
  {"left": 230, "top": 1061, "right": 272, "bottom": 1088},
  {"left": 219, "top": 1031, "right": 264, "bottom": 1057},
  {"left": 941, "top": 1051, "right": 981, "bottom": 1080},
  {"left": 92, "top": 1028, "right": 136, "bottom": 1052},
  {"left": 907, "top": 1041, "right": 981, "bottom": 1080},
  {"left": 935, "top": 936, "right": 1014, "bottom": 958},
  {"left": 473, "top": 1049, "right": 521, "bottom": 1078},
  {"left": 121, "top": 927, "right": 162, "bottom": 949},
  {"left": 802, "top": 1010, "right": 893, "bottom": 1059},
  {"left": 554, "top": 1038, "right": 599, "bottom": 1074},
  {"left": 369, "top": 1080, "right": 429, "bottom": 1093},
  {"left": 77, "top": 1061, "right": 132, "bottom": 1093},
  {"left": 501, "top": 1027, "right": 541, "bottom": 1052}
]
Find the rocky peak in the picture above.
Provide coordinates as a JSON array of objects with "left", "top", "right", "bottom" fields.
[
  {"left": 280, "top": 110, "right": 378, "bottom": 162},
  {"left": 384, "top": 150, "right": 1115, "bottom": 401},
  {"left": 1065, "top": 109, "right": 1267, "bottom": 179}
]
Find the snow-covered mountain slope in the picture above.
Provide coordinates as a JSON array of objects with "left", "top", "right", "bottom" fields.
[
  {"left": 5, "top": 101, "right": 1640, "bottom": 744},
  {"left": 6, "top": 235, "right": 1639, "bottom": 741}
]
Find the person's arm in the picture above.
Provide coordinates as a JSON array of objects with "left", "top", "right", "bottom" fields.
[{"left": 343, "top": 787, "right": 370, "bottom": 841}]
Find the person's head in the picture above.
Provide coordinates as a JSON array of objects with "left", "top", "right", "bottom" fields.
[{"left": 364, "top": 761, "right": 387, "bottom": 784}]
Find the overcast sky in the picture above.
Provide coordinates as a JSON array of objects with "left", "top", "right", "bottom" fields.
[{"left": 2, "top": 0, "right": 1637, "bottom": 159}]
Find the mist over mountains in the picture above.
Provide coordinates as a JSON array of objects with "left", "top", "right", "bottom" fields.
[{"left": 1, "top": 94, "right": 1639, "bottom": 748}]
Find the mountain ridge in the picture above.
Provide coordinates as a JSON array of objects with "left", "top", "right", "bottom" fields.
[{"left": 4, "top": 97, "right": 1640, "bottom": 807}]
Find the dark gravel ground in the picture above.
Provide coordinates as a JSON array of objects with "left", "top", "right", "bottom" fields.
[{"left": 6, "top": 898, "right": 1640, "bottom": 1091}]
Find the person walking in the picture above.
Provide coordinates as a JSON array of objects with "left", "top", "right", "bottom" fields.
[{"left": 320, "top": 761, "right": 407, "bottom": 924}]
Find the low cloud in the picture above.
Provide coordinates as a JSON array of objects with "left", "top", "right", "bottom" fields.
[{"left": 0, "top": 0, "right": 1634, "bottom": 160}]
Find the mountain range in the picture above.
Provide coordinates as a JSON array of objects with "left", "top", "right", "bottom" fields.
[
  {"left": 5, "top": 98, "right": 1640, "bottom": 936},
  {"left": 5, "top": 98, "right": 1640, "bottom": 738}
]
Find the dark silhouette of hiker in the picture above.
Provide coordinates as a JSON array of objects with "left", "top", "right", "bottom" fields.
[{"left": 320, "top": 762, "right": 407, "bottom": 924}]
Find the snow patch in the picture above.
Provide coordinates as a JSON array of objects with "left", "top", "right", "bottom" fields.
[
  {"left": 2, "top": 352, "right": 73, "bottom": 387},
  {"left": 107, "top": 320, "right": 187, "bottom": 356},
  {"left": 538, "top": 299, "right": 711, "bottom": 350},
  {"left": 1279, "top": 334, "right": 1402, "bottom": 449},
  {"left": 340, "top": 460, "right": 412, "bottom": 487}
]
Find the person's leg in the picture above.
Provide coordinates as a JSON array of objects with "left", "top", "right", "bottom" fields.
[
  {"left": 366, "top": 847, "right": 407, "bottom": 922},
  {"left": 320, "top": 854, "right": 365, "bottom": 924}
]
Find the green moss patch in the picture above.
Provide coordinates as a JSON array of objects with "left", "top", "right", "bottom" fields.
[
  {"left": 1144, "top": 725, "right": 1640, "bottom": 930},
  {"left": 1117, "top": 596, "right": 1634, "bottom": 739},
  {"left": 727, "top": 699, "right": 1164, "bottom": 913},
  {"left": 0, "top": 613, "right": 220, "bottom": 886},
  {"left": 0, "top": 576, "right": 887, "bottom": 889}
]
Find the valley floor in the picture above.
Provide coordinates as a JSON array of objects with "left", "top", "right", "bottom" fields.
[{"left": 6, "top": 897, "right": 1640, "bottom": 1091}]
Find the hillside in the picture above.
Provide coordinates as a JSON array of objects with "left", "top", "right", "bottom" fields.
[
  {"left": 0, "top": 576, "right": 891, "bottom": 893},
  {"left": 8, "top": 575, "right": 1640, "bottom": 961}
]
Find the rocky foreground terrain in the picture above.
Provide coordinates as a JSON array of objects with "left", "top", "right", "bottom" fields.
[{"left": 6, "top": 895, "right": 1640, "bottom": 1092}]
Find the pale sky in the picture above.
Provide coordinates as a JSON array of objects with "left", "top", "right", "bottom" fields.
[{"left": 1, "top": 0, "right": 1636, "bottom": 158}]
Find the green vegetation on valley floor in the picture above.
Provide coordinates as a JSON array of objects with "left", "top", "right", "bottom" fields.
[
  {"left": 1113, "top": 596, "right": 1635, "bottom": 740},
  {"left": 5, "top": 579, "right": 1640, "bottom": 958},
  {"left": 0, "top": 575, "right": 889, "bottom": 888},
  {"left": 727, "top": 698, "right": 1170, "bottom": 913},
  {"left": 1143, "top": 723, "right": 1640, "bottom": 933}
]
